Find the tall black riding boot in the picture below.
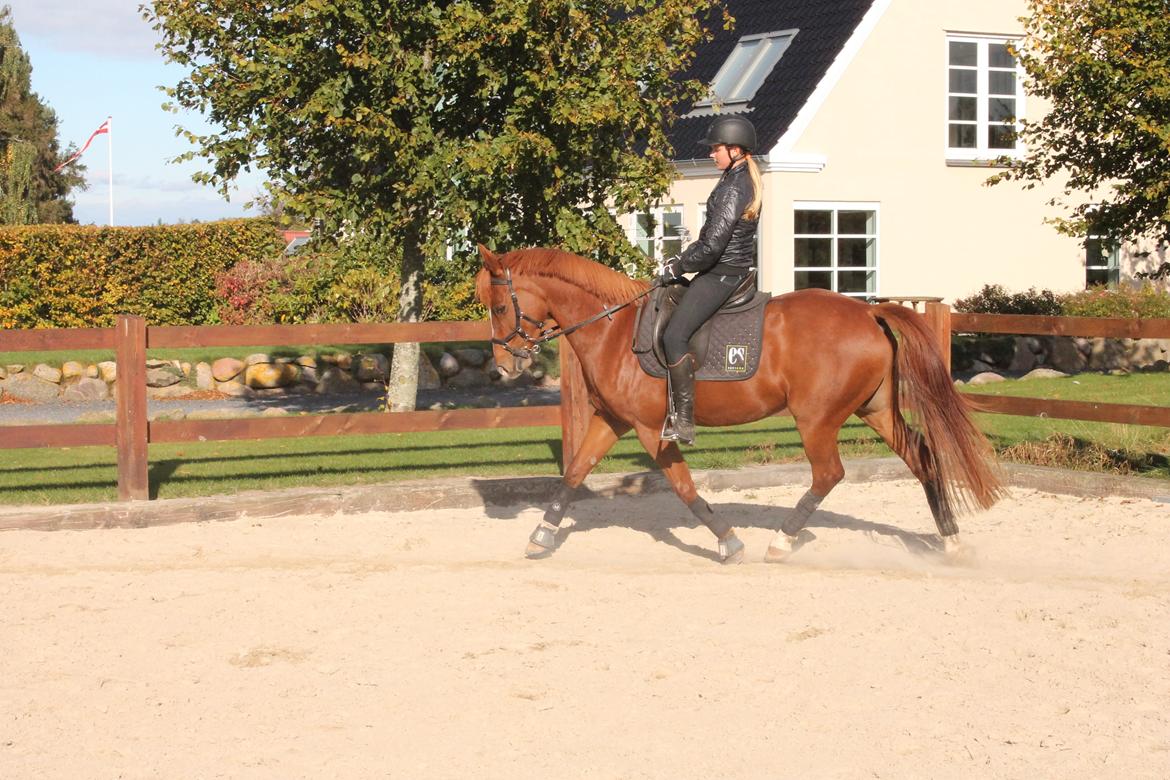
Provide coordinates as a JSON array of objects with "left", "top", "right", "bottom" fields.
[{"left": 662, "top": 354, "right": 697, "bottom": 445}]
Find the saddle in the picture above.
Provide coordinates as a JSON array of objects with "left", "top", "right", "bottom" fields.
[{"left": 633, "top": 272, "right": 770, "bottom": 381}]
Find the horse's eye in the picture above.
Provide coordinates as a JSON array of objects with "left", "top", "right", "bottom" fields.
[{"left": 492, "top": 305, "right": 506, "bottom": 315}]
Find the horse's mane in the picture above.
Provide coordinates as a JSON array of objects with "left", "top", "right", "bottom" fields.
[{"left": 477, "top": 247, "right": 649, "bottom": 308}]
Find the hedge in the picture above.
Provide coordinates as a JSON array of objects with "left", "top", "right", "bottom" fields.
[{"left": 0, "top": 219, "right": 283, "bottom": 329}]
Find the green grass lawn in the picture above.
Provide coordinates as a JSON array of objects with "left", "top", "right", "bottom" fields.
[{"left": 1, "top": 372, "right": 1166, "bottom": 507}]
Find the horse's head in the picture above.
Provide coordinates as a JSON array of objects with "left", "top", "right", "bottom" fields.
[{"left": 477, "top": 244, "right": 552, "bottom": 379}]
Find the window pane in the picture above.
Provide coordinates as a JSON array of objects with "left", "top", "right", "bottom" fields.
[
  {"left": 838, "top": 238, "right": 875, "bottom": 268},
  {"left": 989, "top": 97, "right": 1015, "bottom": 121},
  {"left": 794, "top": 210, "right": 831, "bottom": 234},
  {"left": 949, "top": 41, "right": 977, "bottom": 67},
  {"left": 949, "top": 69, "right": 976, "bottom": 93},
  {"left": 711, "top": 39, "right": 761, "bottom": 99},
  {"left": 989, "top": 70, "right": 1016, "bottom": 95},
  {"left": 988, "top": 124, "right": 1016, "bottom": 149},
  {"left": 732, "top": 36, "right": 792, "bottom": 101},
  {"left": 794, "top": 238, "right": 831, "bottom": 267},
  {"left": 949, "top": 124, "right": 976, "bottom": 148},
  {"left": 795, "top": 271, "right": 833, "bottom": 291},
  {"left": 635, "top": 213, "right": 653, "bottom": 240},
  {"left": 989, "top": 43, "right": 1015, "bottom": 68},
  {"left": 1086, "top": 268, "right": 1110, "bottom": 287},
  {"left": 838, "top": 210, "right": 875, "bottom": 235},
  {"left": 949, "top": 96, "right": 976, "bottom": 121},
  {"left": 838, "top": 270, "right": 874, "bottom": 294}
]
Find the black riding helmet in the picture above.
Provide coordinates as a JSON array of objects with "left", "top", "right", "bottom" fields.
[{"left": 699, "top": 115, "right": 756, "bottom": 153}]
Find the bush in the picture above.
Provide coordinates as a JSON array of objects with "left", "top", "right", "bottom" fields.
[
  {"left": 1060, "top": 284, "right": 1170, "bottom": 318},
  {"left": 953, "top": 284, "right": 1063, "bottom": 315}
]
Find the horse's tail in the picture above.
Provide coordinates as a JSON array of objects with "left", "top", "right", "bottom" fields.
[{"left": 871, "top": 303, "right": 1005, "bottom": 516}]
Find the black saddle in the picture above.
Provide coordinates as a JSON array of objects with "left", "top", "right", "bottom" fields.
[{"left": 633, "top": 272, "right": 770, "bottom": 381}]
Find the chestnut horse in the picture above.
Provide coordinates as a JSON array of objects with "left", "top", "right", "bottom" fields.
[{"left": 477, "top": 245, "right": 1003, "bottom": 564}]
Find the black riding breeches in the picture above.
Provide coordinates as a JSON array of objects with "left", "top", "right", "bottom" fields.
[{"left": 662, "top": 272, "right": 743, "bottom": 365}]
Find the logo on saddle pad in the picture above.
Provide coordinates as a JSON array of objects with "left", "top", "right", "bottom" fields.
[{"left": 725, "top": 345, "right": 749, "bottom": 372}]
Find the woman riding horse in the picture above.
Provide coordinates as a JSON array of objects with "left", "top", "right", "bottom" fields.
[{"left": 659, "top": 115, "right": 763, "bottom": 445}]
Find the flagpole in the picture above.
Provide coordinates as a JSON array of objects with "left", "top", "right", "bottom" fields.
[{"left": 107, "top": 116, "right": 114, "bottom": 226}]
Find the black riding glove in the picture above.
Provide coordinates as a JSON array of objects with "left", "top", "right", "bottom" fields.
[{"left": 658, "top": 258, "right": 683, "bottom": 286}]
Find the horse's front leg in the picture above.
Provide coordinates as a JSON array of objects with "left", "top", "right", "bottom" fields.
[
  {"left": 632, "top": 425, "right": 744, "bottom": 564},
  {"left": 526, "top": 411, "right": 630, "bottom": 559}
]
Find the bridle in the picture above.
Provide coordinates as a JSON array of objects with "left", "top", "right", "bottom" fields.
[{"left": 489, "top": 267, "right": 659, "bottom": 372}]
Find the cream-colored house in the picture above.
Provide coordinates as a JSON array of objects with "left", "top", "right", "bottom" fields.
[{"left": 623, "top": 0, "right": 1164, "bottom": 303}]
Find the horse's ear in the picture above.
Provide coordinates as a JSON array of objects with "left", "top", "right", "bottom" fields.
[{"left": 477, "top": 243, "right": 502, "bottom": 274}]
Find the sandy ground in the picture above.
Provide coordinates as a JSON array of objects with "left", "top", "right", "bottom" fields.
[{"left": 3, "top": 478, "right": 1168, "bottom": 779}]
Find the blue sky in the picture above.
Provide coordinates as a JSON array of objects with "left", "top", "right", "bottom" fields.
[{"left": 6, "top": 0, "right": 266, "bottom": 226}]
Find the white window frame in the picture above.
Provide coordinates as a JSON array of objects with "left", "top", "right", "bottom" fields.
[
  {"left": 945, "top": 33, "right": 1026, "bottom": 163},
  {"left": 695, "top": 30, "right": 797, "bottom": 109},
  {"left": 1085, "top": 235, "right": 1120, "bottom": 289},
  {"left": 624, "top": 206, "right": 686, "bottom": 263},
  {"left": 792, "top": 201, "right": 880, "bottom": 299}
]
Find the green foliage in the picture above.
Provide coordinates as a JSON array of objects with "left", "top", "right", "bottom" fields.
[
  {"left": 1060, "top": 284, "right": 1170, "bottom": 318},
  {"left": 953, "top": 284, "right": 1064, "bottom": 315},
  {"left": 0, "top": 219, "right": 284, "bottom": 328},
  {"left": 0, "top": 7, "right": 85, "bottom": 224},
  {"left": 989, "top": 0, "right": 1170, "bottom": 246}
]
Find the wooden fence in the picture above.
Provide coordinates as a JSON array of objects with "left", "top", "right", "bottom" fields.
[
  {"left": 1, "top": 316, "right": 592, "bottom": 500},
  {"left": 2, "top": 305, "right": 1168, "bottom": 502}
]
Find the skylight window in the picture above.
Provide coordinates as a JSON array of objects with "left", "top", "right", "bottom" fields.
[{"left": 700, "top": 30, "right": 796, "bottom": 106}]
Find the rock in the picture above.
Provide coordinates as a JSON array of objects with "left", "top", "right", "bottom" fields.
[
  {"left": 355, "top": 353, "right": 390, "bottom": 382},
  {"left": 1046, "top": 337, "right": 1086, "bottom": 373},
  {"left": 212, "top": 357, "right": 245, "bottom": 382},
  {"left": 437, "top": 352, "right": 461, "bottom": 378},
  {"left": 146, "top": 365, "right": 183, "bottom": 387},
  {"left": 215, "top": 379, "right": 254, "bottom": 397},
  {"left": 33, "top": 363, "right": 62, "bottom": 384},
  {"left": 299, "top": 365, "right": 319, "bottom": 385},
  {"left": 61, "top": 361, "right": 86, "bottom": 380},
  {"left": 4, "top": 373, "right": 60, "bottom": 401},
  {"left": 967, "top": 371, "right": 1005, "bottom": 385},
  {"left": 5, "top": 364, "right": 24, "bottom": 374},
  {"left": 145, "top": 359, "right": 170, "bottom": 369},
  {"left": 334, "top": 352, "right": 354, "bottom": 370},
  {"left": 147, "top": 384, "right": 191, "bottom": 399},
  {"left": 0, "top": 366, "right": 5, "bottom": 380},
  {"left": 295, "top": 355, "right": 317, "bottom": 368},
  {"left": 151, "top": 408, "right": 187, "bottom": 421},
  {"left": 97, "top": 361, "right": 117, "bottom": 382},
  {"left": 245, "top": 353, "right": 272, "bottom": 367},
  {"left": 245, "top": 362, "right": 299, "bottom": 389},
  {"left": 181, "top": 362, "right": 192, "bottom": 376},
  {"left": 454, "top": 347, "right": 487, "bottom": 368},
  {"left": 1143, "top": 359, "right": 1169, "bottom": 373},
  {"left": 84, "top": 364, "right": 99, "bottom": 379},
  {"left": 261, "top": 407, "right": 290, "bottom": 417},
  {"left": 1086, "top": 338, "right": 1126, "bottom": 371},
  {"left": 195, "top": 362, "right": 214, "bottom": 390},
  {"left": 418, "top": 353, "right": 442, "bottom": 390},
  {"left": 315, "top": 368, "right": 362, "bottom": 394},
  {"left": 446, "top": 368, "right": 490, "bottom": 388},
  {"left": 1007, "top": 338, "right": 1037, "bottom": 373},
  {"left": 1020, "top": 368, "right": 1069, "bottom": 381},
  {"left": 62, "top": 377, "right": 109, "bottom": 401},
  {"left": 969, "top": 359, "right": 995, "bottom": 373}
]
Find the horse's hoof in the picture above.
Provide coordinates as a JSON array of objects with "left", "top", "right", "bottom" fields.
[
  {"left": 942, "top": 533, "right": 976, "bottom": 566},
  {"left": 718, "top": 533, "right": 744, "bottom": 565},
  {"left": 525, "top": 522, "right": 557, "bottom": 559},
  {"left": 764, "top": 533, "right": 797, "bottom": 563}
]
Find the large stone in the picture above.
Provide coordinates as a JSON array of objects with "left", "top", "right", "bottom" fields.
[
  {"left": 62, "top": 377, "right": 110, "bottom": 401},
  {"left": 1086, "top": 338, "right": 1127, "bottom": 371},
  {"left": 97, "top": 361, "right": 117, "bottom": 382},
  {"left": 61, "top": 361, "right": 86, "bottom": 380},
  {"left": 1020, "top": 367, "right": 1069, "bottom": 381},
  {"left": 146, "top": 365, "right": 183, "bottom": 387},
  {"left": 1007, "top": 337, "right": 1037, "bottom": 373},
  {"left": 436, "top": 351, "right": 461, "bottom": 378},
  {"left": 5, "top": 364, "right": 24, "bottom": 374},
  {"left": 1046, "top": 337, "right": 1086, "bottom": 373},
  {"left": 294, "top": 355, "right": 317, "bottom": 368},
  {"left": 453, "top": 347, "right": 488, "bottom": 368},
  {"left": 147, "top": 384, "right": 190, "bottom": 399},
  {"left": 84, "top": 364, "right": 100, "bottom": 379},
  {"left": 32, "top": 363, "right": 62, "bottom": 384},
  {"left": 195, "top": 362, "right": 215, "bottom": 390},
  {"left": 967, "top": 371, "right": 1005, "bottom": 385},
  {"left": 446, "top": 367, "right": 490, "bottom": 388},
  {"left": 216, "top": 379, "right": 254, "bottom": 397},
  {"left": 4, "top": 373, "right": 61, "bottom": 401},
  {"left": 212, "top": 357, "right": 245, "bottom": 382},
  {"left": 418, "top": 353, "right": 442, "bottom": 390},
  {"left": 355, "top": 353, "right": 390, "bottom": 382},
  {"left": 245, "top": 362, "right": 299, "bottom": 389},
  {"left": 245, "top": 353, "right": 272, "bottom": 367},
  {"left": 0, "top": 366, "right": 6, "bottom": 380},
  {"left": 315, "top": 367, "right": 362, "bottom": 395}
]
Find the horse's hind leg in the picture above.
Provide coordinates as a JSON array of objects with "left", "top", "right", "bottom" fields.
[
  {"left": 857, "top": 404, "right": 963, "bottom": 554},
  {"left": 526, "top": 411, "right": 630, "bottom": 559},
  {"left": 765, "top": 417, "right": 846, "bottom": 563},
  {"left": 632, "top": 425, "right": 744, "bottom": 564}
]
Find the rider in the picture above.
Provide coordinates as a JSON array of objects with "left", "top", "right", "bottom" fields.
[{"left": 659, "top": 115, "right": 762, "bottom": 444}]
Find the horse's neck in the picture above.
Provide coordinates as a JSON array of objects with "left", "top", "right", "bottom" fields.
[{"left": 543, "top": 277, "right": 636, "bottom": 370}]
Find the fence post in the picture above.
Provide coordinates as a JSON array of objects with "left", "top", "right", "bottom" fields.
[
  {"left": 558, "top": 340, "right": 590, "bottom": 473},
  {"left": 924, "top": 302, "right": 952, "bottom": 376},
  {"left": 116, "top": 314, "right": 149, "bottom": 500}
]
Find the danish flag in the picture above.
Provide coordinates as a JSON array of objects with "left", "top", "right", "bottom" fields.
[{"left": 53, "top": 118, "right": 110, "bottom": 172}]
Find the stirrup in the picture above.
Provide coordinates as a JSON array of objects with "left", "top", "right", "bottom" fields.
[{"left": 660, "top": 415, "right": 694, "bottom": 445}]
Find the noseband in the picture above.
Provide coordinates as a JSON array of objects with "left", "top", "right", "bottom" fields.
[{"left": 489, "top": 267, "right": 659, "bottom": 373}]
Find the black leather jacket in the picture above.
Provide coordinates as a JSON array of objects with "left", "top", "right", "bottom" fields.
[{"left": 678, "top": 162, "right": 758, "bottom": 276}]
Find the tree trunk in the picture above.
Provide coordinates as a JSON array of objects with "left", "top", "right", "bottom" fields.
[{"left": 385, "top": 222, "right": 426, "bottom": 412}]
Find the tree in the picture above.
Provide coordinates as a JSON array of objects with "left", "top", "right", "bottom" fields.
[
  {"left": 146, "top": 0, "right": 718, "bottom": 410},
  {"left": 989, "top": 0, "right": 1170, "bottom": 250},
  {"left": 0, "top": 5, "right": 84, "bottom": 224}
]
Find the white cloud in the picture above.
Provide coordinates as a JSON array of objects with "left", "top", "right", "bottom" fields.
[{"left": 5, "top": 0, "right": 162, "bottom": 60}]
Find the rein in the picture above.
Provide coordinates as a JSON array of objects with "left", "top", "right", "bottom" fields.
[{"left": 489, "top": 268, "right": 659, "bottom": 367}]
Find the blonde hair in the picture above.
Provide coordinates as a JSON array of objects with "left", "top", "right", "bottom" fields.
[{"left": 742, "top": 154, "right": 763, "bottom": 221}]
